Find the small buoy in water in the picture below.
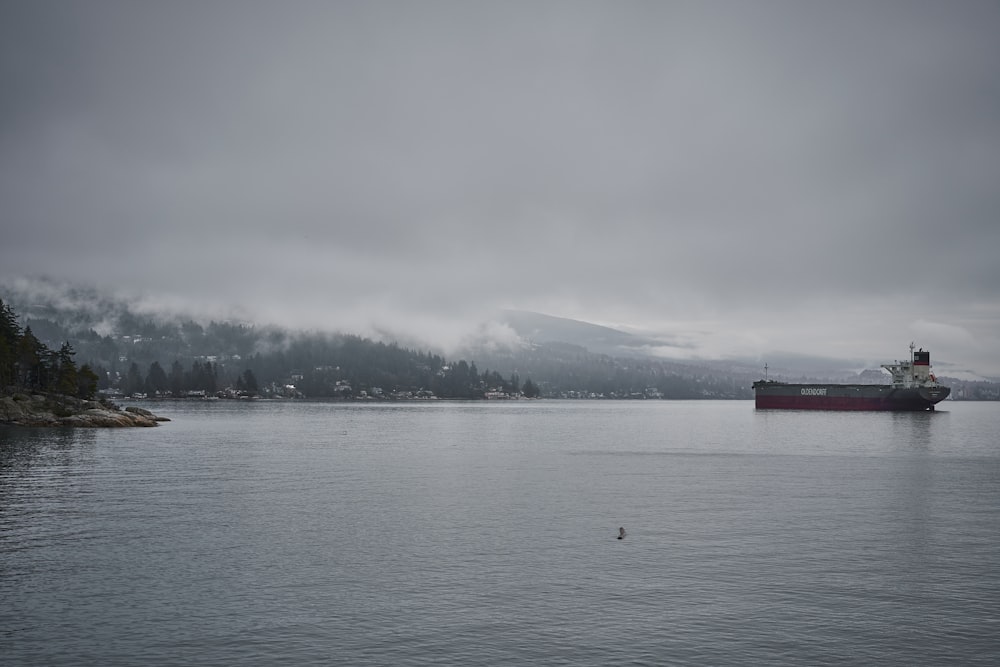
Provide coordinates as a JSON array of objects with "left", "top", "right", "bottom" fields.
[{"left": 618, "top": 527, "right": 626, "bottom": 540}]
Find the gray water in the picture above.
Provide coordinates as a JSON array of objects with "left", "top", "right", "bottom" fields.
[{"left": 2, "top": 400, "right": 999, "bottom": 665}]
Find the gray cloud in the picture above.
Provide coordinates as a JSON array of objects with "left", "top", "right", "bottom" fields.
[{"left": 2, "top": 1, "right": 999, "bottom": 375}]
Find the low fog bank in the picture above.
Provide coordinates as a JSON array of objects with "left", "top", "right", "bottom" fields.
[{"left": 4, "top": 277, "right": 994, "bottom": 384}]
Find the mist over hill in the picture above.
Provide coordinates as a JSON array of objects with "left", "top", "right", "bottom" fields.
[
  {"left": 3, "top": 278, "right": 995, "bottom": 400},
  {"left": 464, "top": 310, "right": 870, "bottom": 378}
]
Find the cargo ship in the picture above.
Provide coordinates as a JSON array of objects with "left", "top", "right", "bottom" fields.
[{"left": 752, "top": 344, "right": 950, "bottom": 411}]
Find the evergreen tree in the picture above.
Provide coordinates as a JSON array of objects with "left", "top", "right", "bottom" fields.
[
  {"left": 0, "top": 299, "right": 19, "bottom": 341},
  {"left": 122, "top": 362, "right": 144, "bottom": 396},
  {"left": 522, "top": 378, "right": 540, "bottom": 398},
  {"left": 90, "top": 364, "right": 110, "bottom": 390},
  {"left": 0, "top": 299, "right": 21, "bottom": 388},
  {"left": 168, "top": 360, "right": 184, "bottom": 396},
  {"left": 16, "top": 327, "right": 46, "bottom": 390},
  {"left": 241, "top": 369, "right": 259, "bottom": 396},
  {"left": 54, "top": 342, "right": 79, "bottom": 396},
  {"left": 77, "top": 364, "right": 99, "bottom": 400},
  {"left": 183, "top": 360, "right": 218, "bottom": 394},
  {"left": 0, "top": 334, "right": 13, "bottom": 389},
  {"left": 204, "top": 362, "right": 218, "bottom": 394},
  {"left": 145, "top": 361, "right": 168, "bottom": 396}
]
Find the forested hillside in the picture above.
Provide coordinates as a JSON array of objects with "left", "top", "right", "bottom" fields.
[
  {"left": 4, "top": 283, "right": 995, "bottom": 401},
  {"left": 2, "top": 285, "right": 749, "bottom": 400},
  {"left": 3, "top": 290, "right": 535, "bottom": 400}
]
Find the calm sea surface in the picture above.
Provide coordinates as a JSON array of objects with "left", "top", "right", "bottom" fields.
[{"left": 2, "top": 400, "right": 998, "bottom": 666}]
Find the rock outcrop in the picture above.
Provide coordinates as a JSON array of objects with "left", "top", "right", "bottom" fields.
[{"left": 0, "top": 393, "right": 170, "bottom": 427}]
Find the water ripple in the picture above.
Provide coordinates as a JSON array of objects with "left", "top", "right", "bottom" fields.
[{"left": 2, "top": 401, "right": 999, "bottom": 665}]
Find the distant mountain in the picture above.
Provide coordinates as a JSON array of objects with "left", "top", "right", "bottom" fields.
[
  {"left": 486, "top": 310, "right": 861, "bottom": 379},
  {"left": 493, "top": 310, "right": 661, "bottom": 357},
  {"left": 472, "top": 310, "right": 1000, "bottom": 391},
  {"left": 445, "top": 310, "right": 758, "bottom": 399}
]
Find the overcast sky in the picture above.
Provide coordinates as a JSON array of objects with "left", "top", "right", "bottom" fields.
[{"left": 2, "top": 1, "right": 998, "bottom": 376}]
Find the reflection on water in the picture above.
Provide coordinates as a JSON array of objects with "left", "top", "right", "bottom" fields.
[
  {"left": 0, "top": 426, "right": 99, "bottom": 478},
  {"left": 889, "top": 409, "right": 939, "bottom": 451}
]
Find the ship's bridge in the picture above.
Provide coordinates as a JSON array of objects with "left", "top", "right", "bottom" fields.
[{"left": 881, "top": 345, "right": 938, "bottom": 388}]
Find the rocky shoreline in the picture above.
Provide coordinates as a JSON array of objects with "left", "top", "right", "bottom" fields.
[{"left": 0, "top": 392, "right": 170, "bottom": 427}]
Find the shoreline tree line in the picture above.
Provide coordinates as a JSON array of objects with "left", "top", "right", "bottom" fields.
[{"left": 1, "top": 298, "right": 99, "bottom": 399}]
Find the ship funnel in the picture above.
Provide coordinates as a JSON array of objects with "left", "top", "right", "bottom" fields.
[{"left": 913, "top": 349, "right": 931, "bottom": 382}]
